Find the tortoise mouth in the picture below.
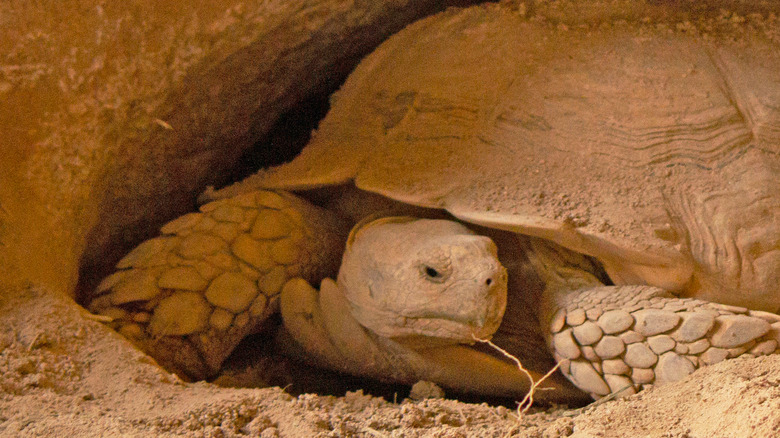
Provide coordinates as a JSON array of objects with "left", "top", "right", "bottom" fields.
[
  {"left": 388, "top": 299, "right": 506, "bottom": 344},
  {"left": 384, "top": 309, "right": 504, "bottom": 345},
  {"left": 360, "top": 277, "right": 508, "bottom": 344},
  {"left": 392, "top": 273, "right": 509, "bottom": 343}
]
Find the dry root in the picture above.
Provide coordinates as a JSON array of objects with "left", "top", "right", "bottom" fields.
[{"left": 473, "top": 336, "right": 563, "bottom": 417}]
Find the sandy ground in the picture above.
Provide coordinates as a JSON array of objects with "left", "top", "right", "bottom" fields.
[{"left": 1, "top": 286, "right": 778, "bottom": 437}]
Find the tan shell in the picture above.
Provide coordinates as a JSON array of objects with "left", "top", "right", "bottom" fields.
[{"left": 235, "top": 7, "right": 780, "bottom": 311}]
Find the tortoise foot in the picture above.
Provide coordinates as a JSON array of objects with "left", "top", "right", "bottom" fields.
[
  {"left": 87, "top": 190, "right": 347, "bottom": 379},
  {"left": 548, "top": 286, "right": 780, "bottom": 399}
]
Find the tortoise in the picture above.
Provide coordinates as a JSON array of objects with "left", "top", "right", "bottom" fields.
[{"left": 88, "top": 5, "right": 780, "bottom": 404}]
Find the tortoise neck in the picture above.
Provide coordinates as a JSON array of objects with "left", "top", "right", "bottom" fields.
[
  {"left": 521, "top": 236, "right": 606, "bottom": 340},
  {"left": 486, "top": 233, "right": 554, "bottom": 374}
]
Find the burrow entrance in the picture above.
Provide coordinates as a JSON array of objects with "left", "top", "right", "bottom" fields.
[{"left": 74, "top": 76, "right": 542, "bottom": 407}]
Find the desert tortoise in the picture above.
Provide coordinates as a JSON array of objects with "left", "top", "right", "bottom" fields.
[{"left": 89, "top": 5, "right": 780, "bottom": 403}]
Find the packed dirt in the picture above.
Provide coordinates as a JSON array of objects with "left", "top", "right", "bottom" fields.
[{"left": 2, "top": 286, "right": 779, "bottom": 437}]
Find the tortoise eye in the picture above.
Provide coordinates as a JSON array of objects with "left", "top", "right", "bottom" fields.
[{"left": 420, "top": 264, "right": 447, "bottom": 283}]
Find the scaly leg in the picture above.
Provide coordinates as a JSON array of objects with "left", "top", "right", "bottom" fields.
[
  {"left": 88, "top": 190, "right": 348, "bottom": 379},
  {"left": 527, "top": 237, "right": 780, "bottom": 400}
]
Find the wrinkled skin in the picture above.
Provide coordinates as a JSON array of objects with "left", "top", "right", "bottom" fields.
[{"left": 338, "top": 217, "right": 508, "bottom": 343}]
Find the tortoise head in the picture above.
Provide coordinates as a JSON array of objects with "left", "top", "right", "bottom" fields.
[{"left": 337, "top": 217, "right": 508, "bottom": 347}]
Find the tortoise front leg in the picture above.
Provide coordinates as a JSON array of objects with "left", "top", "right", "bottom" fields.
[
  {"left": 547, "top": 285, "right": 780, "bottom": 399},
  {"left": 526, "top": 238, "right": 780, "bottom": 400},
  {"left": 88, "top": 190, "right": 348, "bottom": 380}
]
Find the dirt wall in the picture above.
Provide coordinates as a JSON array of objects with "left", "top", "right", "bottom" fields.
[{"left": 0, "top": 0, "right": 477, "bottom": 298}]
